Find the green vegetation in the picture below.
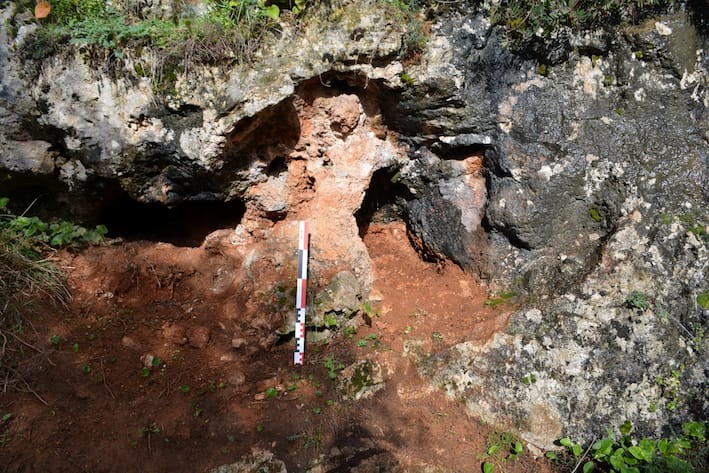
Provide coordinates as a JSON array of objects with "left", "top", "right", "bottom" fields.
[
  {"left": 548, "top": 420, "right": 707, "bottom": 473},
  {"left": 0, "top": 412, "right": 11, "bottom": 447},
  {"left": 377, "top": 0, "right": 428, "bottom": 58},
  {"left": 625, "top": 290, "right": 650, "bottom": 311},
  {"left": 488, "top": 0, "right": 681, "bottom": 49},
  {"left": 521, "top": 372, "right": 537, "bottom": 385},
  {"left": 678, "top": 212, "right": 707, "bottom": 241},
  {"left": 480, "top": 431, "right": 525, "bottom": 472},
  {"left": 697, "top": 292, "right": 709, "bottom": 310},
  {"left": 485, "top": 291, "right": 519, "bottom": 308},
  {"left": 589, "top": 207, "right": 605, "bottom": 223},
  {"left": 357, "top": 333, "right": 378, "bottom": 348},
  {"left": 323, "top": 356, "right": 345, "bottom": 380},
  {"left": 9, "top": 0, "right": 692, "bottom": 82},
  {"left": 399, "top": 71, "right": 415, "bottom": 85},
  {"left": 0, "top": 197, "right": 106, "bottom": 398},
  {"left": 17, "top": 0, "right": 308, "bottom": 80},
  {"left": 655, "top": 365, "right": 684, "bottom": 411}
]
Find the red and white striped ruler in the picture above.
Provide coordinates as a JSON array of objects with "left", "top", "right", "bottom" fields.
[{"left": 294, "top": 221, "right": 309, "bottom": 365}]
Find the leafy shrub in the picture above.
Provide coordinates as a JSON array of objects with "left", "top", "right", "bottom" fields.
[
  {"left": 625, "top": 290, "right": 650, "bottom": 311},
  {"left": 549, "top": 420, "right": 707, "bottom": 473},
  {"left": 0, "top": 197, "right": 106, "bottom": 313}
]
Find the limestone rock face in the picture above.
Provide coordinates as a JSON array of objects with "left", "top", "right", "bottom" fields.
[
  {"left": 413, "top": 10, "right": 708, "bottom": 447},
  {"left": 0, "top": 1, "right": 404, "bottom": 203}
]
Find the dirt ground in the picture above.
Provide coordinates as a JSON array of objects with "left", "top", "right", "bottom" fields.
[{"left": 1, "top": 221, "right": 556, "bottom": 472}]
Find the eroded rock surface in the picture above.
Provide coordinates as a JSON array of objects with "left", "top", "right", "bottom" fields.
[{"left": 412, "top": 10, "right": 708, "bottom": 447}]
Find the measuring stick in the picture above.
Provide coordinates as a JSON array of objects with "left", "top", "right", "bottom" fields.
[{"left": 294, "top": 221, "right": 309, "bottom": 365}]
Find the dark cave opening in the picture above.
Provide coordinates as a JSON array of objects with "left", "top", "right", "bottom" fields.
[
  {"left": 98, "top": 192, "right": 245, "bottom": 247},
  {"left": 355, "top": 166, "right": 414, "bottom": 238}
]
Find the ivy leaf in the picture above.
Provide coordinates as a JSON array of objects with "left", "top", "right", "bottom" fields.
[
  {"left": 592, "top": 438, "right": 614, "bottom": 457},
  {"left": 482, "top": 462, "right": 494, "bottom": 473},
  {"left": 683, "top": 421, "right": 706, "bottom": 441}
]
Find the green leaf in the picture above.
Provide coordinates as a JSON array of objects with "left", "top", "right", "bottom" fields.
[
  {"left": 95, "top": 224, "right": 108, "bottom": 236},
  {"left": 697, "top": 292, "right": 709, "bottom": 310},
  {"left": 610, "top": 453, "right": 625, "bottom": 470},
  {"left": 545, "top": 451, "right": 558, "bottom": 460},
  {"left": 263, "top": 4, "right": 279, "bottom": 19},
  {"left": 628, "top": 446, "right": 645, "bottom": 460},
  {"left": 619, "top": 420, "right": 633, "bottom": 436},
  {"left": 583, "top": 461, "right": 595, "bottom": 473},
  {"left": 572, "top": 444, "right": 583, "bottom": 457},
  {"left": 592, "top": 438, "right": 614, "bottom": 457},
  {"left": 482, "top": 462, "right": 494, "bottom": 473},
  {"left": 265, "top": 387, "right": 278, "bottom": 399},
  {"left": 487, "top": 444, "right": 500, "bottom": 455},
  {"left": 513, "top": 441, "right": 523, "bottom": 454},
  {"left": 560, "top": 437, "right": 573, "bottom": 447},
  {"left": 0, "top": 197, "right": 9, "bottom": 209},
  {"left": 682, "top": 421, "right": 706, "bottom": 441},
  {"left": 657, "top": 438, "right": 670, "bottom": 455},
  {"left": 637, "top": 438, "right": 656, "bottom": 461},
  {"left": 1, "top": 413, "right": 12, "bottom": 422},
  {"left": 676, "top": 438, "right": 691, "bottom": 449}
]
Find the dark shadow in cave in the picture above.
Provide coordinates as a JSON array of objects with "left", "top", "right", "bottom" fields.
[
  {"left": 98, "top": 191, "right": 245, "bottom": 247},
  {"left": 355, "top": 166, "right": 414, "bottom": 238}
]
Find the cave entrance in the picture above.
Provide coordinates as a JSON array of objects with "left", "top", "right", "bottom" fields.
[
  {"left": 98, "top": 193, "right": 245, "bottom": 247},
  {"left": 355, "top": 166, "right": 413, "bottom": 238}
]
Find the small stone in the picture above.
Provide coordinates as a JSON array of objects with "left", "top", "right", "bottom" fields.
[
  {"left": 162, "top": 323, "right": 187, "bottom": 345},
  {"left": 231, "top": 337, "right": 248, "bottom": 349},
  {"left": 140, "top": 353, "right": 155, "bottom": 368},
  {"left": 255, "top": 376, "right": 280, "bottom": 393},
  {"left": 368, "top": 289, "right": 384, "bottom": 302},
  {"left": 121, "top": 336, "right": 143, "bottom": 351},
  {"left": 187, "top": 326, "right": 210, "bottom": 348},
  {"left": 228, "top": 370, "right": 246, "bottom": 387}
]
